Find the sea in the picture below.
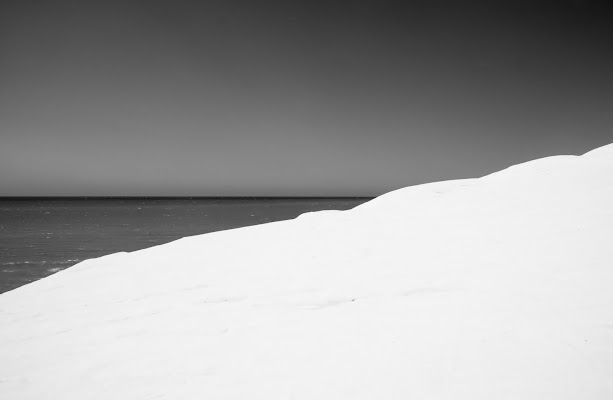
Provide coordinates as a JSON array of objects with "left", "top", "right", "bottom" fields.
[{"left": 0, "top": 197, "right": 371, "bottom": 294}]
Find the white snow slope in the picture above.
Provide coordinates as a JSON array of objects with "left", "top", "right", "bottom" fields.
[{"left": 2, "top": 144, "right": 613, "bottom": 399}]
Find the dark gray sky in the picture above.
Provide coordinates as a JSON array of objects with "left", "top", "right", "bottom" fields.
[{"left": 1, "top": 0, "right": 611, "bottom": 196}]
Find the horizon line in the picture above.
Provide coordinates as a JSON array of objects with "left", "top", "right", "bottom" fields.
[{"left": 0, "top": 196, "right": 375, "bottom": 200}]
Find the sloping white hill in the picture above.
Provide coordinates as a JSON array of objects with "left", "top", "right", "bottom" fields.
[{"left": 2, "top": 144, "right": 613, "bottom": 399}]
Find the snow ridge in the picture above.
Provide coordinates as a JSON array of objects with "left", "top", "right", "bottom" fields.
[{"left": 1, "top": 144, "right": 613, "bottom": 400}]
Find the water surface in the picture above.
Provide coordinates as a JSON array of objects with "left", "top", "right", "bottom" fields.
[{"left": 0, "top": 197, "right": 370, "bottom": 294}]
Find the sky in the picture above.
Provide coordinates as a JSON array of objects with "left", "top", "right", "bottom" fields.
[{"left": 1, "top": 0, "right": 611, "bottom": 196}]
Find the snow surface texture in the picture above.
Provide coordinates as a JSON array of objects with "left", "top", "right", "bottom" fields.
[{"left": 2, "top": 144, "right": 613, "bottom": 399}]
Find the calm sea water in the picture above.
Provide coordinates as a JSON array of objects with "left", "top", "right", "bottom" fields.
[{"left": 0, "top": 198, "right": 370, "bottom": 294}]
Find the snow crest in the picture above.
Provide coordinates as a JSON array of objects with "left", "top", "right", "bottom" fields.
[{"left": 1, "top": 144, "right": 613, "bottom": 400}]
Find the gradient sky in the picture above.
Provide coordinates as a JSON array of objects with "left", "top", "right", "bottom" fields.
[{"left": 1, "top": 0, "right": 611, "bottom": 196}]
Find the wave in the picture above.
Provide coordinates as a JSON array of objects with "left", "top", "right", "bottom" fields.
[{"left": 1, "top": 259, "right": 81, "bottom": 267}]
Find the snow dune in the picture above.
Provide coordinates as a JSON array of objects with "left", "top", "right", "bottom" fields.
[{"left": 2, "top": 144, "right": 613, "bottom": 399}]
